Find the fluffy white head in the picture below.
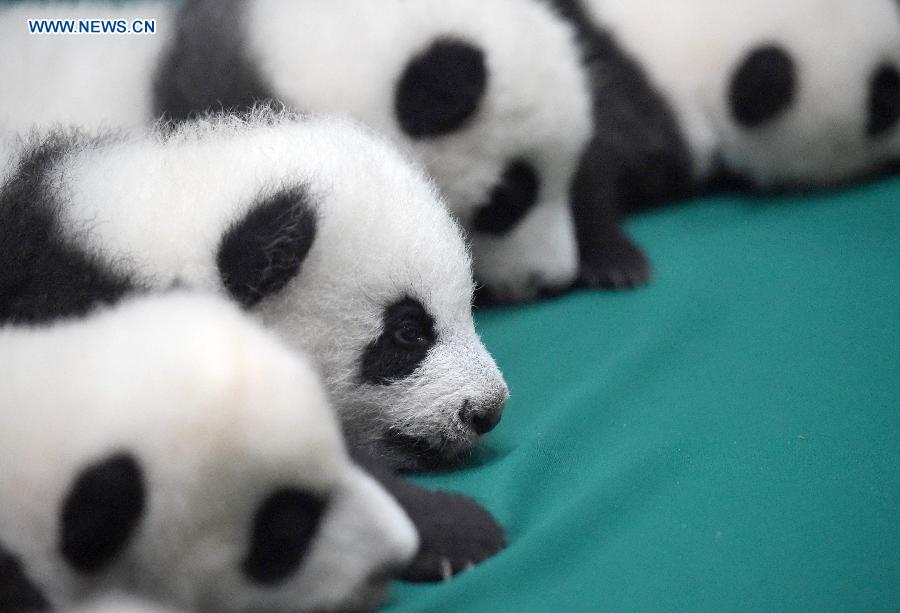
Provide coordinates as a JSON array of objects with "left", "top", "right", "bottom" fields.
[
  {"left": 0, "top": 292, "right": 417, "bottom": 612},
  {"left": 245, "top": 0, "right": 593, "bottom": 301},
  {"left": 46, "top": 110, "right": 508, "bottom": 469},
  {"left": 585, "top": 0, "right": 900, "bottom": 186}
]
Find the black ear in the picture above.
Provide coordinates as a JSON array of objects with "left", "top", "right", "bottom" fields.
[
  {"left": 395, "top": 37, "right": 488, "bottom": 138},
  {"left": 217, "top": 188, "right": 317, "bottom": 308}
]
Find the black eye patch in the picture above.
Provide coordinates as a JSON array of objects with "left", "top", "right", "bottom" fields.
[
  {"left": 395, "top": 37, "right": 488, "bottom": 138},
  {"left": 728, "top": 44, "right": 797, "bottom": 129},
  {"left": 867, "top": 62, "right": 900, "bottom": 138},
  {"left": 471, "top": 160, "right": 540, "bottom": 235},
  {"left": 360, "top": 297, "right": 437, "bottom": 385}
]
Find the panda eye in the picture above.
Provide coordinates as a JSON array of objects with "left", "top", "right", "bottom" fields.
[
  {"left": 360, "top": 296, "right": 437, "bottom": 385},
  {"left": 393, "top": 321, "right": 428, "bottom": 348}
]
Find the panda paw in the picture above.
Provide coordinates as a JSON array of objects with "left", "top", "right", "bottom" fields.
[
  {"left": 350, "top": 447, "right": 506, "bottom": 582},
  {"left": 398, "top": 489, "right": 506, "bottom": 582},
  {"left": 578, "top": 233, "right": 652, "bottom": 290}
]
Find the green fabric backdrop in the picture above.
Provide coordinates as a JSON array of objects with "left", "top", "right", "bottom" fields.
[{"left": 387, "top": 176, "right": 900, "bottom": 612}]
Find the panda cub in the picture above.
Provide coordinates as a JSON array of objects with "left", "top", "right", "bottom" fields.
[
  {"left": 0, "top": 0, "right": 635, "bottom": 302},
  {"left": 0, "top": 292, "right": 418, "bottom": 612},
  {"left": 1, "top": 111, "right": 509, "bottom": 587},
  {"left": 550, "top": 0, "right": 900, "bottom": 265},
  {"left": 1, "top": 109, "right": 508, "bottom": 472}
]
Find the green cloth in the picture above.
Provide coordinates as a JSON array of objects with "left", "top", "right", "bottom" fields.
[{"left": 385, "top": 176, "right": 900, "bottom": 613}]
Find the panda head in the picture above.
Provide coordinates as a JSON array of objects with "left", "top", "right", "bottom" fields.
[
  {"left": 714, "top": 0, "right": 900, "bottom": 187},
  {"left": 0, "top": 292, "right": 418, "bottom": 612},
  {"left": 238, "top": 0, "right": 594, "bottom": 303},
  {"left": 48, "top": 110, "right": 508, "bottom": 470},
  {"left": 221, "top": 115, "right": 512, "bottom": 470}
]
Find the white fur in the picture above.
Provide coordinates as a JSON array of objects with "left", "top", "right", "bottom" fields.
[
  {"left": 246, "top": 0, "right": 592, "bottom": 300},
  {"left": 13, "top": 111, "right": 508, "bottom": 465},
  {"left": 0, "top": 2, "right": 170, "bottom": 131},
  {"left": 0, "top": 0, "right": 593, "bottom": 302},
  {"left": 0, "top": 292, "right": 417, "bottom": 612},
  {"left": 69, "top": 593, "right": 183, "bottom": 613},
  {"left": 583, "top": 0, "right": 900, "bottom": 185},
  {"left": 0, "top": 131, "right": 18, "bottom": 184}
]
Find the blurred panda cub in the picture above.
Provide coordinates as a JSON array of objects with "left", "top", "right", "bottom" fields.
[{"left": 0, "top": 292, "right": 418, "bottom": 613}]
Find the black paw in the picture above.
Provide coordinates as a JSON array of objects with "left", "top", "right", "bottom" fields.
[
  {"left": 349, "top": 446, "right": 506, "bottom": 582},
  {"left": 578, "top": 234, "right": 652, "bottom": 290},
  {"left": 399, "top": 489, "right": 505, "bottom": 582}
]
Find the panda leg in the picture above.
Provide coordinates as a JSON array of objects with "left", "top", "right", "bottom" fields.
[
  {"left": 577, "top": 221, "right": 651, "bottom": 290},
  {"left": 572, "top": 145, "right": 652, "bottom": 290}
]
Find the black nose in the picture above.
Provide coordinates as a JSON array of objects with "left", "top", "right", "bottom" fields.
[{"left": 460, "top": 398, "right": 504, "bottom": 435}]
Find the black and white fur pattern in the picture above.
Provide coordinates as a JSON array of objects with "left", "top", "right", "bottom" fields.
[
  {"left": 0, "top": 110, "right": 508, "bottom": 471},
  {"left": 552, "top": 0, "right": 900, "bottom": 218},
  {"left": 580, "top": 0, "right": 900, "bottom": 188},
  {"left": 0, "top": 291, "right": 418, "bottom": 612},
  {"left": 1, "top": 112, "right": 510, "bottom": 606},
  {"left": 5, "top": 1, "right": 898, "bottom": 299},
  {"left": 0, "top": 0, "right": 602, "bottom": 303}
]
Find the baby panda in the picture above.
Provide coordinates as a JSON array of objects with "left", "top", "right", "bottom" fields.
[
  {"left": 549, "top": 0, "right": 900, "bottom": 269},
  {"left": 0, "top": 291, "right": 418, "bottom": 612},
  {"left": 0, "top": 0, "right": 637, "bottom": 302},
  {"left": 1, "top": 110, "right": 508, "bottom": 583},
  {"left": 1, "top": 109, "right": 508, "bottom": 471}
]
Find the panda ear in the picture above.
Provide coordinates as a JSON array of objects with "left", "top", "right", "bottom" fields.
[
  {"left": 217, "top": 187, "right": 317, "bottom": 308},
  {"left": 395, "top": 37, "right": 488, "bottom": 138}
]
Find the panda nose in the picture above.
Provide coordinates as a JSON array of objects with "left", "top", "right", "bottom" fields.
[{"left": 459, "top": 397, "right": 504, "bottom": 435}]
